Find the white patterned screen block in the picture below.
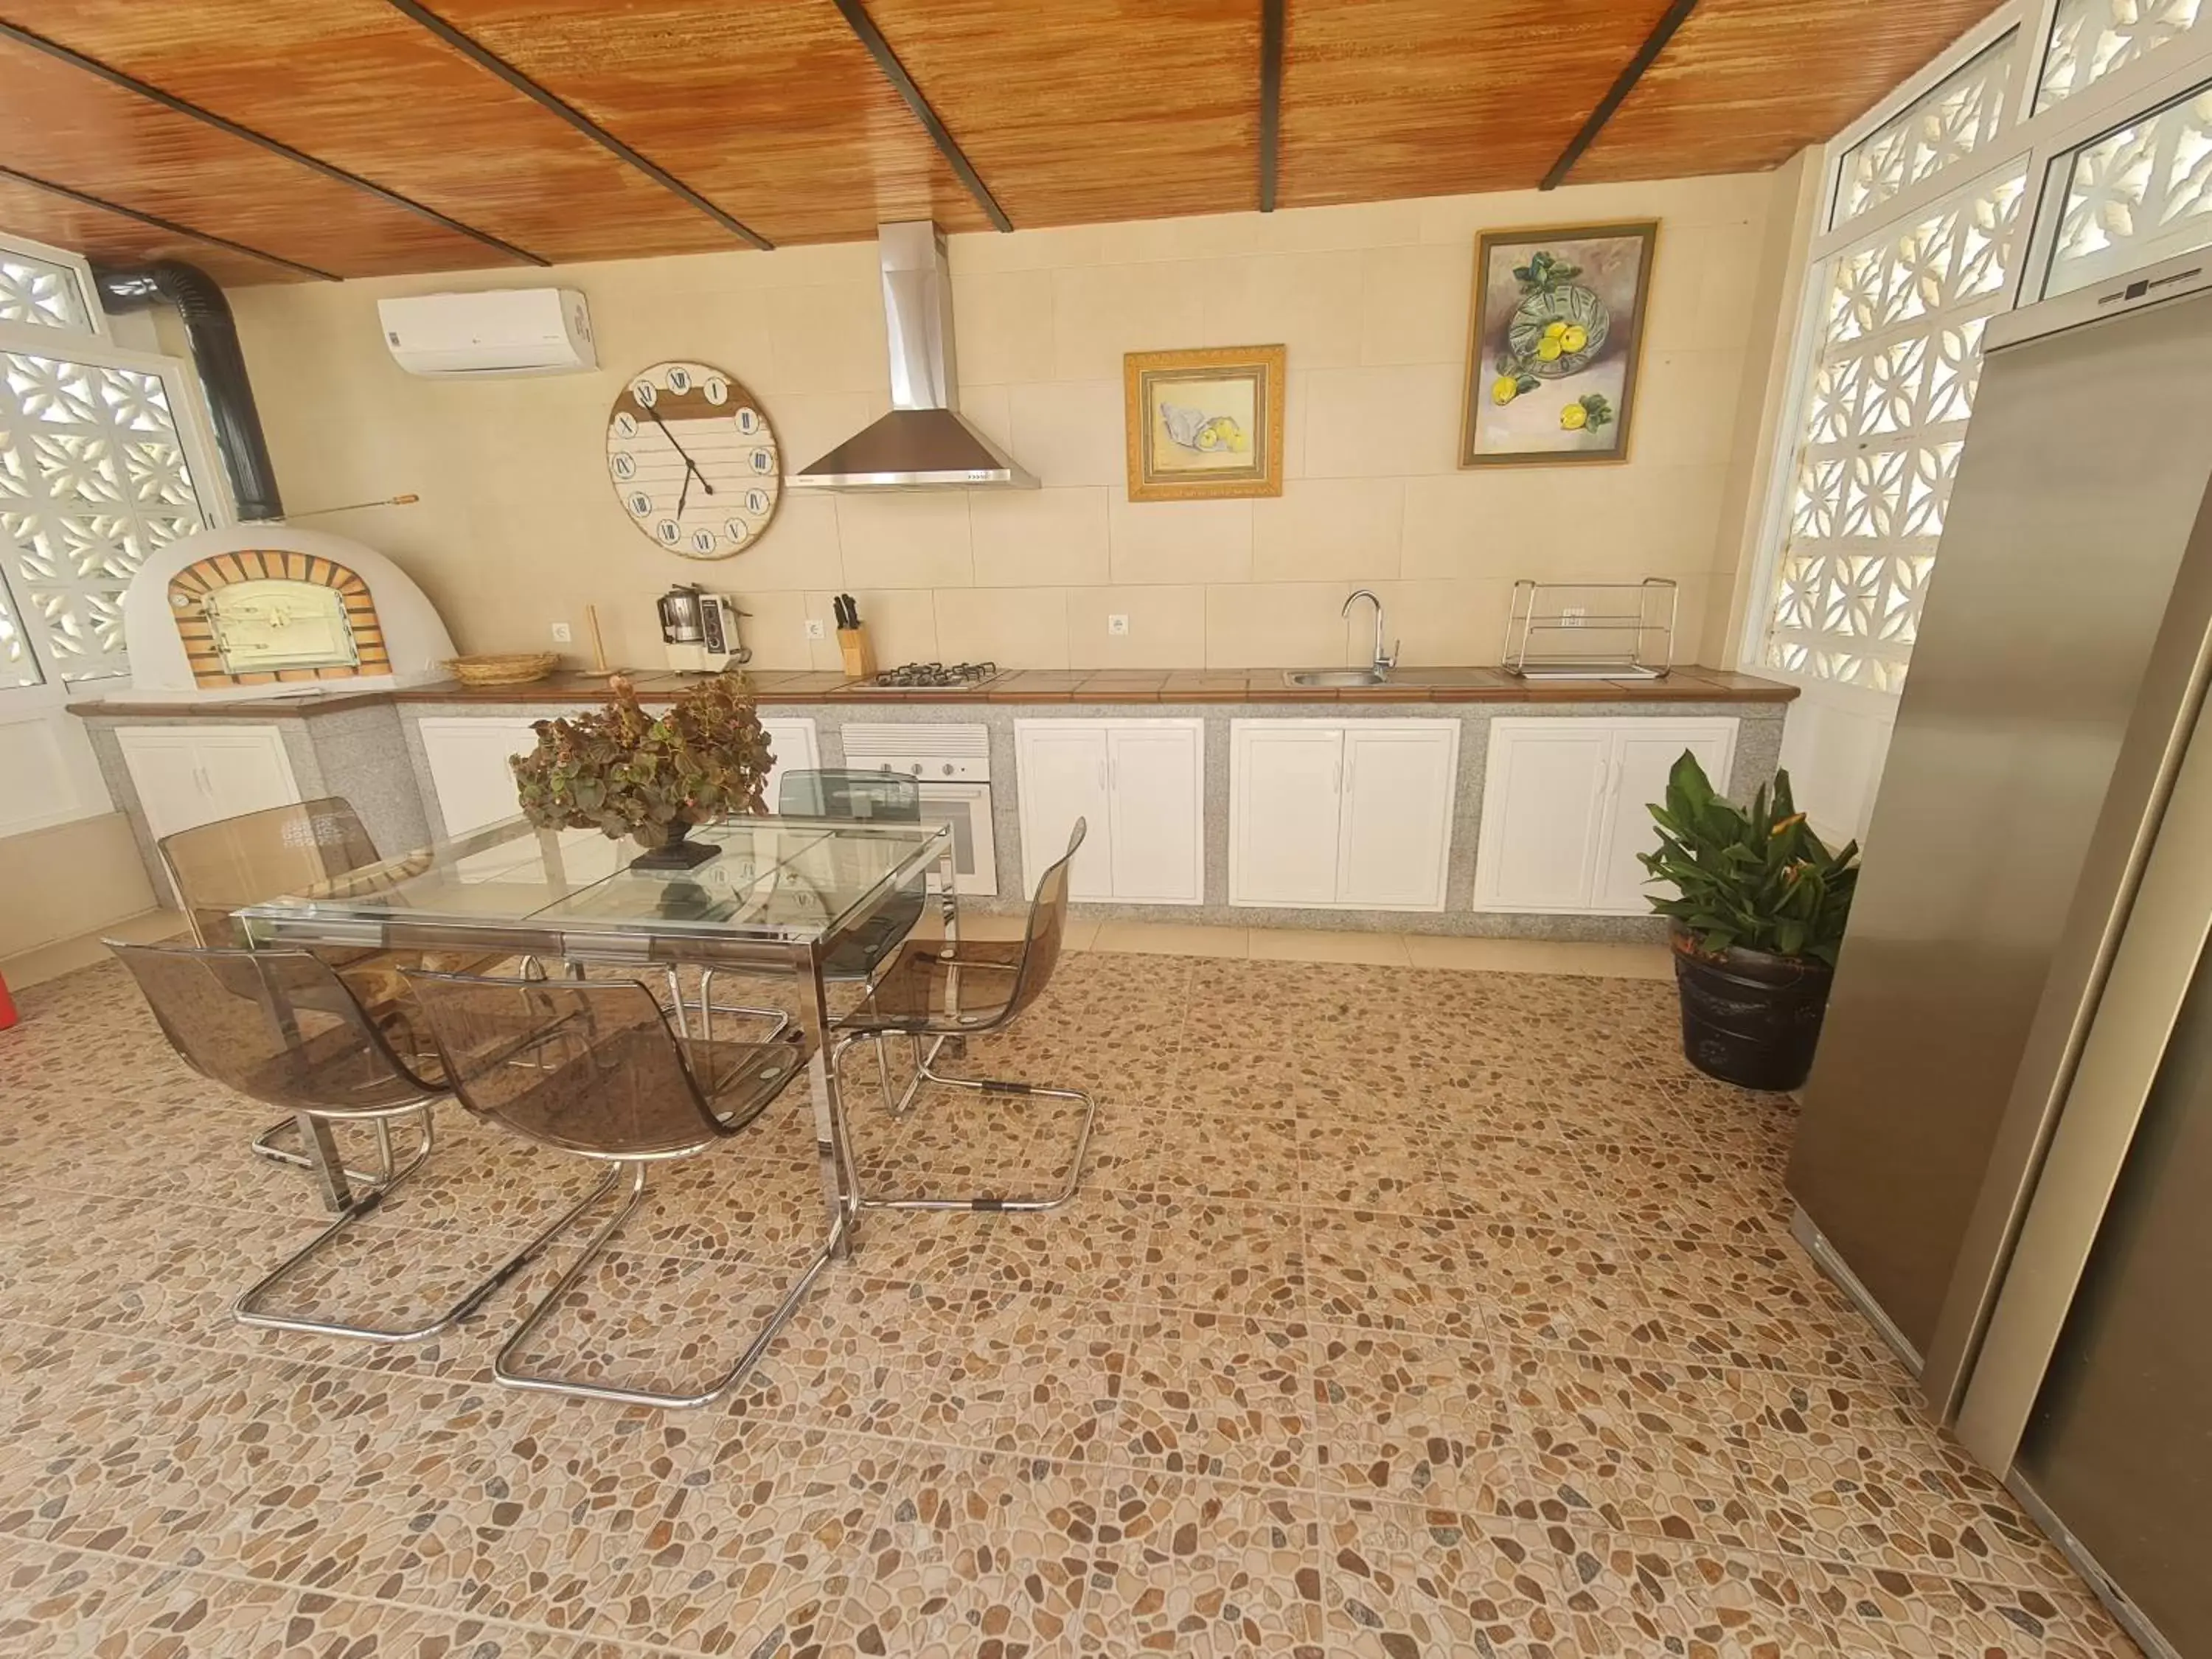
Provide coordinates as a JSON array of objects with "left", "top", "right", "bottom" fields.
[
  {"left": 2038, "top": 0, "right": 2205, "bottom": 111},
  {"left": 0, "top": 351, "right": 205, "bottom": 684},
  {"left": 2048, "top": 84, "right": 2212, "bottom": 293},
  {"left": 1765, "top": 169, "right": 2029, "bottom": 693},
  {"left": 0, "top": 570, "right": 39, "bottom": 689},
  {"left": 1835, "top": 32, "right": 2019, "bottom": 229},
  {"left": 0, "top": 254, "right": 91, "bottom": 333}
]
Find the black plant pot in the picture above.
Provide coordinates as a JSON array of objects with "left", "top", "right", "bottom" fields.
[
  {"left": 1669, "top": 927, "right": 1834, "bottom": 1092},
  {"left": 629, "top": 821, "right": 716, "bottom": 871}
]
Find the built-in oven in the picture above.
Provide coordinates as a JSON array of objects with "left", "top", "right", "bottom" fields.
[{"left": 837, "top": 723, "right": 998, "bottom": 896}]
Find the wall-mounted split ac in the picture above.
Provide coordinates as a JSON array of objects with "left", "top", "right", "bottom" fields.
[{"left": 376, "top": 287, "right": 595, "bottom": 378}]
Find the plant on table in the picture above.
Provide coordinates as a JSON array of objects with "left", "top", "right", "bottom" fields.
[{"left": 510, "top": 670, "right": 772, "bottom": 852}]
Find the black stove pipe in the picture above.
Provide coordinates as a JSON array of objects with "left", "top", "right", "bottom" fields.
[{"left": 91, "top": 260, "right": 283, "bottom": 521}]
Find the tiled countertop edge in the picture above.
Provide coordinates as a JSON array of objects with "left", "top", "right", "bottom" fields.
[{"left": 69, "top": 664, "right": 1796, "bottom": 719}]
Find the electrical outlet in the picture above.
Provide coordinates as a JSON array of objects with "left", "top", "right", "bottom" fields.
[
  {"left": 1562, "top": 605, "right": 1587, "bottom": 629},
  {"left": 804, "top": 619, "right": 827, "bottom": 640},
  {"left": 549, "top": 622, "right": 573, "bottom": 643},
  {"left": 1107, "top": 613, "right": 1130, "bottom": 636}
]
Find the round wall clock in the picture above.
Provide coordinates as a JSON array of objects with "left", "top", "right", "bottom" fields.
[{"left": 605, "top": 361, "right": 779, "bottom": 559}]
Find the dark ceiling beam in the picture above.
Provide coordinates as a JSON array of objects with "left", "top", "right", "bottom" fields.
[
  {"left": 0, "top": 164, "right": 339, "bottom": 282},
  {"left": 381, "top": 0, "right": 773, "bottom": 251},
  {"left": 831, "top": 0, "right": 1014, "bottom": 234},
  {"left": 1540, "top": 0, "right": 1701, "bottom": 190},
  {"left": 1259, "top": 0, "right": 1285, "bottom": 212},
  {"left": 0, "top": 18, "right": 546, "bottom": 267}
]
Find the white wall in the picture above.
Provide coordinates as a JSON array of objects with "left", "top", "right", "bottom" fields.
[{"left": 229, "top": 170, "right": 1800, "bottom": 675}]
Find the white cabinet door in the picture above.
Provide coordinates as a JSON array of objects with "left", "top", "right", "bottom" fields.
[
  {"left": 419, "top": 717, "right": 543, "bottom": 836},
  {"left": 193, "top": 728, "right": 300, "bottom": 824},
  {"left": 1015, "top": 723, "right": 1112, "bottom": 900},
  {"left": 758, "top": 717, "right": 819, "bottom": 809},
  {"left": 1591, "top": 720, "right": 1736, "bottom": 914},
  {"left": 1472, "top": 722, "right": 1613, "bottom": 912},
  {"left": 118, "top": 725, "right": 299, "bottom": 842},
  {"left": 1338, "top": 723, "right": 1459, "bottom": 911},
  {"left": 1230, "top": 723, "right": 1343, "bottom": 907},
  {"left": 116, "top": 729, "right": 210, "bottom": 843},
  {"left": 1105, "top": 723, "right": 1203, "bottom": 903}
]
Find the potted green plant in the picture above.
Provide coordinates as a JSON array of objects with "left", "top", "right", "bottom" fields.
[
  {"left": 510, "top": 670, "right": 773, "bottom": 869},
  {"left": 1638, "top": 751, "right": 1860, "bottom": 1091}
]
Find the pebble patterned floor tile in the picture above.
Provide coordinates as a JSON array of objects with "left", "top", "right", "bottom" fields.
[
  {"left": 922, "top": 1292, "right": 1129, "bottom": 1464},
  {"left": 1498, "top": 1346, "right": 1768, "bottom": 1553},
  {"left": 1120, "top": 1310, "right": 1313, "bottom": 1490},
  {"left": 1307, "top": 1328, "right": 1519, "bottom": 1513},
  {"left": 0, "top": 954, "right": 2145, "bottom": 1655}
]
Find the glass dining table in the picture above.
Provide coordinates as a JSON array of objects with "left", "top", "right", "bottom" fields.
[{"left": 236, "top": 813, "right": 956, "bottom": 1259}]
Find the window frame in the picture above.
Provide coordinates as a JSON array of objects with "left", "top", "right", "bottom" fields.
[
  {"left": 0, "top": 232, "right": 110, "bottom": 344},
  {"left": 0, "top": 234, "right": 234, "bottom": 703},
  {"left": 1738, "top": 0, "right": 2212, "bottom": 685}
]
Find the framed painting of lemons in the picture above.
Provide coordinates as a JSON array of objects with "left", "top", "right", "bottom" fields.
[
  {"left": 1123, "top": 344, "right": 1286, "bottom": 501},
  {"left": 1460, "top": 222, "right": 1657, "bottom": 467}
]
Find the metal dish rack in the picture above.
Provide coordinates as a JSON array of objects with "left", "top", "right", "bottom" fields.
[{"left": 1500, "top": 578, "right": 1677, "bottom": 679}]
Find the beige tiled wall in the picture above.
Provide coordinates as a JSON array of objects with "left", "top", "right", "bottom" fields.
[{"left": 230, "top": 170, "right": 1793, "bottom": 673}]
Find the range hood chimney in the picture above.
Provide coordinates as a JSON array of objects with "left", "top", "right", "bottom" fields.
[
  {"left": 788, "top": 221, "right": 1036, "bottom": 491},
  {"left": 92, "top": 260, "right": 284, "bottom": 522}
]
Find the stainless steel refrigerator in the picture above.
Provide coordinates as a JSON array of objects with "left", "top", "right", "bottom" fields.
[{"left": 1787, "top": 250, "right": 2212, "bottom": 1659}]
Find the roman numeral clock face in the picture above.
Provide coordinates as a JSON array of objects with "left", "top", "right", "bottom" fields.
[{"left": 605, "top": 361, "right": 780, "bottom": 559}]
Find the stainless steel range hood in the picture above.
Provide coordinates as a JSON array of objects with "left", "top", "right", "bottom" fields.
[{"left": 788, "top": 220, "right": 1036, "bottom": 491}]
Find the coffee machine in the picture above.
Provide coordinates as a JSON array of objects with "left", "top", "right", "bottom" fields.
[{"left": 656, "top": 584, "right": 750, "bottom": 672}]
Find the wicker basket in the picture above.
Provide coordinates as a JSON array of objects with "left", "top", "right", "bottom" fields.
[{"left": 446, "top": 651, "right": 560, "bottom": 687}]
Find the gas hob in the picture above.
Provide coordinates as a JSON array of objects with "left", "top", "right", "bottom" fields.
[{"left": 862, "top": 661, "right": 1000, "bottom": 689}]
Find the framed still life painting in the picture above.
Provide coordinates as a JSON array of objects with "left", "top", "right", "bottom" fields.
[
  {"left": 1460, "top": 222, "right": 1657, "bottom": 467},
  {"left": 1124, "top": 344, "right": 1287, "bottom": 501}
]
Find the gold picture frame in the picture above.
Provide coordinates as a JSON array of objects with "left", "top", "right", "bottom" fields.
[
  {"left": 1123, "top": 344, "right": 1287, "bottom": 501},
  {"left": 1459, "top": 220, "right": 1657, "bottom": 468}
]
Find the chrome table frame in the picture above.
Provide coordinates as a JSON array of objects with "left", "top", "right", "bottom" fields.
[{"left": 238, "top": 819, "right": 959, "bottom": 1265}]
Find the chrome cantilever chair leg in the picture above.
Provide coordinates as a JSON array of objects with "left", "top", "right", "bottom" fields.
[
  {"left": 249, "top": 1107, "right": 429, "bottom": 1187},
  {"left": 834, "top": 1032, "right": 1097, "bottom": 1214},
  {"left": 491, "top": 1159, "right": 844, "bottom": 1408},
  {"left": 235, "top": 1116, "right": 626, "bottom": 1343}
]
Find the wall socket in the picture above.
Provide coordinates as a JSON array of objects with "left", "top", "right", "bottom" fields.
[
  {"left": 1107, "top": 613, "right": 1130, "bottom": 636},
  {"left": 549, "top": 622, "right": 573, "bottom": 643},
  {"left": 804, "top": 619, "right": 827, "bottom": 640}
]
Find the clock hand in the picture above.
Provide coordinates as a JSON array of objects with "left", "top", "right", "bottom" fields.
[
  {"left": 677, "top": 466, "right": 692, "bottom": 520},
  {"left": 644, "top": 403, "right": 717, "bottom": 495}
]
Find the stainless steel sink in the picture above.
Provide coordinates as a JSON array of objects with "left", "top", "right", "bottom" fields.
[{"left": 1284, "top": 668, "right": 1391, "bottom": 688}]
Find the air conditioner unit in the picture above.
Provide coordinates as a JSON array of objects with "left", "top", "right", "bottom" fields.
[{"left": 377, "top": 287, "right": 595, "bottom": 378}]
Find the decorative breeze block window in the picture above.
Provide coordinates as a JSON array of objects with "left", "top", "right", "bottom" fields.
[
  {"left": 2038, "top": 0, "right": 2206, "bottom": 111},
  {"left": 0, "top": 252, "right": 91, "bottom": 333},
  {"left": 1764, "top": 168, "right": 2029, "bottom": 693},
  {"left": 0, "top": 349, "right": 206, "bottom": 684},
  {"left": 1834, "top": 32, "right": 2020, "bottom": 229},
  {"left": 2047, "top": 82, "right": 2212, "bottom": 294}
]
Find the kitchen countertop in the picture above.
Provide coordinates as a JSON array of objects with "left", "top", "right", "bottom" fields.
[{"left": 67, "top": 663, "right": 1795, "bottom": 719}]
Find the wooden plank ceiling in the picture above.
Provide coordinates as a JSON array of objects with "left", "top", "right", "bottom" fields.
[{"left": 0, "top": 0, "right": 2006, "bottom": 286}]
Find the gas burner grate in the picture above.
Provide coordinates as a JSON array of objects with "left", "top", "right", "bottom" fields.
[{"left": 867, "top": 661, "right": 1000, "bottom": 688}]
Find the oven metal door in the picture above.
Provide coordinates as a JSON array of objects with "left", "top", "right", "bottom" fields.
[{"left": 916, "top": 780, "right": 996, "bottom": 897}]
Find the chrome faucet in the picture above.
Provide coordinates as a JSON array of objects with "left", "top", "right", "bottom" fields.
[{"left": 1343, "top": 588, "right": 1399, "bottom": 677}]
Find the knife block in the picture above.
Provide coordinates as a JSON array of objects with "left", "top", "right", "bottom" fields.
[{"left": 837, "top": 625, "right": 876, "bottom": 680}]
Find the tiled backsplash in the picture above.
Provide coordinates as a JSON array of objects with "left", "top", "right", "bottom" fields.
[{"left": 230, "top": 170, "right": 1795, "bottom": 672}]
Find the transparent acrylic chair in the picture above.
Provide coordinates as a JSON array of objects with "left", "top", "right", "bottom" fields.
[
  {"left": 776, "top": 768, "right": 930, "bottom": 981},
  {"left": 157, "top": 796, "right": 502, "bottom": 1181},
  {"left": 110, "top": 939, "right": 602, "bottom": 1343},
  {"left": 404, "top": 970, "right": 833, "bottom": 1408},
  {"left": 832, "top": 818, "right": 1096, "bottom": 1212}
]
